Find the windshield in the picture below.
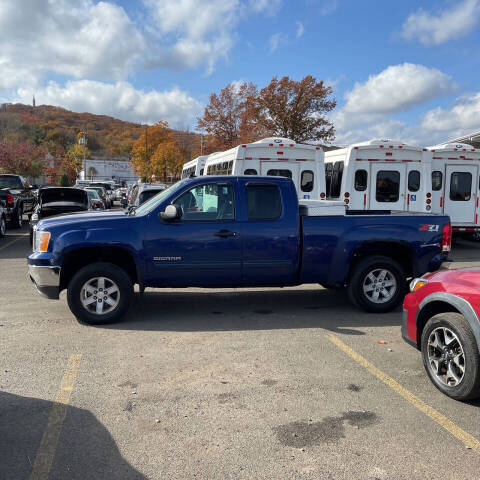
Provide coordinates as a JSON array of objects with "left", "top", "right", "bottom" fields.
[
  {"left": 0, "top": 175, "right": 23, "bottom": 189},
  {"left": 134, "top": 179, "right": 189, "bottom": 216},
  {"left": 86, "top": 190, "right": 99, "bottom": 199}
]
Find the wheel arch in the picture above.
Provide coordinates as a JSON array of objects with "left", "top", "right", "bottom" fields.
[
  {"left": 59, "top": 246, "right": 140, "bottom": 292},
  {"left": 348, "top": 241, "right": 413, "bottom": 282},
  {"left": 416, "top": 293, "right": 480, "bottom": 349}
]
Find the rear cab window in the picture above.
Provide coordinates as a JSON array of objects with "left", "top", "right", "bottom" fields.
[{"left": 246, "top": 184, "right": 282, "bottom": 220}]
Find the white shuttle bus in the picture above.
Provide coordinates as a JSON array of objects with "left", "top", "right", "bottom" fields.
[
  {"left": 181, "top": 155, "right": 208, "bottom": 179},
  {"left": 427, "top": 143, "right": 480, "bottom": 233},
  {"left": 324, "top": 140, "right": 432, "bottom": 212},
  {"left": 203, "top": 138, "right": 326, "bottom": 200}
]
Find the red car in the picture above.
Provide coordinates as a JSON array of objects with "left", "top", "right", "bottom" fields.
[{"left": 403, "top": 268, "right": 480, "bottom": 400}]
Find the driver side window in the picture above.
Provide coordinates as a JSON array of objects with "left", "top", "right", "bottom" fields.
[{"left": 175, "top": 183, "right": 235, "bottom": 221}]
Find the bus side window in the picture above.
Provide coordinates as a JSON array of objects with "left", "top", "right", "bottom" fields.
[
  {"left": 244, "top": 169, "right": 257, "bottom": 175},
  {"left": 200, "top": 168, "right": 204, "bottom": 176},
  {"left": 432, "top": 171, "right": 442, "bottom": 191},
  {"left": 408, "top": 170, "right": 420, "bottom": 192},
  {"left": 330, "top": 161, "right": 344, "bottom": 198},
  {"left": 301, "top": 170, "right": 314, "bottom": 192},
  {"left": 325, "top": 164, "right": 333, "bottom": 197},
  {"left": 354, "top": 169, "right": 367, "bottom": 191}
]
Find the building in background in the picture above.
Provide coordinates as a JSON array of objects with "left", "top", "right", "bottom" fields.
[{"left": 79, "top": 157, "right": 139, "bottom": 184}]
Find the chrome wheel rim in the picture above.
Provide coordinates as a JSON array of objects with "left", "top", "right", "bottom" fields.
[
  {"left": 427, "top": 327, "right": 465, "bottom": 387},
  {"left": 0, "top": 218, "right": 5, "bottom": 236},
  {"left": 362, "top": 268, "right": 397, "bottom": 304},
  {"left": 18, "top": 210, "right": 22, "bottom": 227},
  {"left": 80, "top": 277, "right": 120, "bottom": 315}
]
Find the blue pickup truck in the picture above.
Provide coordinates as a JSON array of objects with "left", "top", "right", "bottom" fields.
[{"left": 28, "top": 176, "right": 451, "bottom": 325}]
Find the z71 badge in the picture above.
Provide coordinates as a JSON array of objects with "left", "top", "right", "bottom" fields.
[{"left": 419, "top": 224, "right": 439, "bottom": 232}]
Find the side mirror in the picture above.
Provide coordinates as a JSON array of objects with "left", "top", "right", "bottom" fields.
[
  {"left": 120, "top": 198, "right": 128, "bottom": 207},
  {"left": 160, "top": 204, "right": 182, "bottom": 221}
]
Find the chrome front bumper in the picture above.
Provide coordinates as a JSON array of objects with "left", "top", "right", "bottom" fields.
[{"left": 28, "top": 265, "right": 61, "bottom": 299}]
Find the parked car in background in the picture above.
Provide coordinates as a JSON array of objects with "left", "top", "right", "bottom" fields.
[
  {"left": 115, "top": 187, "right": 127, "bottom": 201},
  {"left": 85, "top": 189, "right": 105, "bottom": 210},
  {"left": 28, "top": 176, "right": 450, "bottom": 325},
  {"left": 85, "top": 186, "right": 110, "bottom": 209},
  {"left": 0, "top": 174, "right": 36, "bottom": 228},
  {"left": 89, "top": 182, "right": 115, "bottom": 206},
  {"left": 29, "top": 187, "right": 89, "bottom": 244},
  {"left": 0, "top": 199, "right": 6, "bottom": 238},
  {"left": 122, "top": 183, "right": 167, "bottom": 208},
  {"left": 403, "top": 266, "right": 480, "bottom": 400}
]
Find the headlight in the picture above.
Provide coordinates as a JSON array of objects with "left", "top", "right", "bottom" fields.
[
  {"left": 410, "top": 278, "right": 428, "bottom": 292},
  {"left": 34, "top": 231, "right": 51, "bottom": 252}
]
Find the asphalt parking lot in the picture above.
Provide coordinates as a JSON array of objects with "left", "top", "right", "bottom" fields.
[{"left": 1, "top": 221, "right": 480, "bottom": 479}]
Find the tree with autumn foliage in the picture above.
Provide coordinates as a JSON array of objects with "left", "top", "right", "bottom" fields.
[
  {"left": 197, "top": 82, "right": 265, "bottom": 152},
  {"left": 0, "top": 142, "right": 47, "bottom": 177},
  {"left": 256, "top": 76, "right": 336, "bottom": 143},
  {"left": 130, "top": 121, "right": 184, "bottom": 181},
  {"left": 198, "top": 76, "right": 336, "bottom": 148}
]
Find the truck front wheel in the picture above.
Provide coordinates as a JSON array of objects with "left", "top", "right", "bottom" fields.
[
  {"left": 67, "top": 262, "right": 133, "bottom": 325},
  {"left": 347, "top": 255, "right": 406, "bottom": 313}
]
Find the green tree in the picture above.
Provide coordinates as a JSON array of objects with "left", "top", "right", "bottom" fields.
[{"left": 60, "top": 173, "right": 70, "bottom": 186}]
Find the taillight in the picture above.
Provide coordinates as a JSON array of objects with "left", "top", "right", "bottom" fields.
[
  {"left": 344, "top": 192, "right": 350, "bottom": 198},
  {"left": 7, "top": 193, "right": 14, "bottom": 205},
  {"left": 320, "top": 192, "right": 325, "bottom": 199},
  {"left": 441, "top": 224, "right": 452, "bottom": 253}
]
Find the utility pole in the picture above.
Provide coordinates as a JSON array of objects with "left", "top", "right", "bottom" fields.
[
  {"left": 83, "top": 129, "right": 87, "bottom": 179},
  {"left": 144, "top": 125, "right": 148, "bottom": 182},
  {"left": 200, "top": 134, "right": 206, "bottom": 155}
]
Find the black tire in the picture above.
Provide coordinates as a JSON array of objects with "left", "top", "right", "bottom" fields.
[
  {"left": 421, "top": 313, "right": 480, "bottom": 401},
  {"left": 347, "top": 255, "right": 406, "bottom": 313},
  {"left": 29, "top": 227, "right": 33, "bottom": 246},
  {"left": 67, "top": 262, "right": 133, "bottom": 325},
  {"left": 11, "top": 205, "right": 23, "bottom": 229},
  {"left": 0, "top": 215, "right": 6, "bottom": 238}
]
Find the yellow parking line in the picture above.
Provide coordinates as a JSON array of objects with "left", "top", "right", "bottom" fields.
[
  {"left": 326, "top": 333, "right": 480, "bottom": 453},
  {"left": 0, "top": 232, "right": 29, "bottom": 252},
  {"left": 29, "top": 354, "right": 82, "bottom": 480}
]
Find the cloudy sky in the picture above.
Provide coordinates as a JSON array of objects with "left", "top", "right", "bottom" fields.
[{"left": 1, "top": 0, "right": 479, "bottom": 146}]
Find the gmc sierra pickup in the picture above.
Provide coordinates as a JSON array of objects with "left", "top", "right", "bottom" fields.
[{"left": 27, "top": 176, "right": 451, "bottom": 325}]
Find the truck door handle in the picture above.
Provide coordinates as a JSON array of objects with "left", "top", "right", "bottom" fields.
[{"left": 214, "top": 229, "right": 236, "bottom": 238}]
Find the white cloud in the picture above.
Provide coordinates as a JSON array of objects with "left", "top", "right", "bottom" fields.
[
  {"left": 0, "top": 0, "right": 145, "bottom": 84},
  {"left": 296, "top": 21, "right": 305, "bottom": 38},
  {"left": 144, "top": 0, "right": 282, "bottom": 73},
  {"left": 401, "top": 0, "right": 480, "bottom": 45},
  {"left": 422, "top": 92, "right": 480, "bottom": 133},
  {"left": 344, "top": 63, "right": 456, "bottom": 114},
  {"left": 15, "top": 80, "right": 203, "bottom": 127},
  {"left": 318, "top": 0, "right": 339, "bottom": 16},
  {"left": 269, "top": 32, "right": 288, "bottom": 52}
]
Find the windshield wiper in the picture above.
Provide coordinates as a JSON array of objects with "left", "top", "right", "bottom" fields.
[{"left": 127, "top": 205, "right": 137, "bottom": 215}]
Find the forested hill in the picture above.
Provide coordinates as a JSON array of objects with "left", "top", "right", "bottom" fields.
[{"left": 0, "top": 103, "right": 145, "bottom": 156}]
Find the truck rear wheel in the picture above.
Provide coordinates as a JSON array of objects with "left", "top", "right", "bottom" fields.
[
  {"left": 347, "top": 255, "right": 406, "bottom": 313},
  {"left": 12, "top": 205, "right": 23, "bottom": 229},
  {"left": 67, "top": 262, "right": 133, "bottom": 325},
  {"left": 0, "top": 215, "right": 6, "bottom": 238}
]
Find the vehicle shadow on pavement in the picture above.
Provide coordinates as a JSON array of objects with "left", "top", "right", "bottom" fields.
[
  {"left": 108, "top": 288, "right": 400, "bottom": 334},
  {"left": 0, "top": 390, "right": 146, "bottom": 480}
]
